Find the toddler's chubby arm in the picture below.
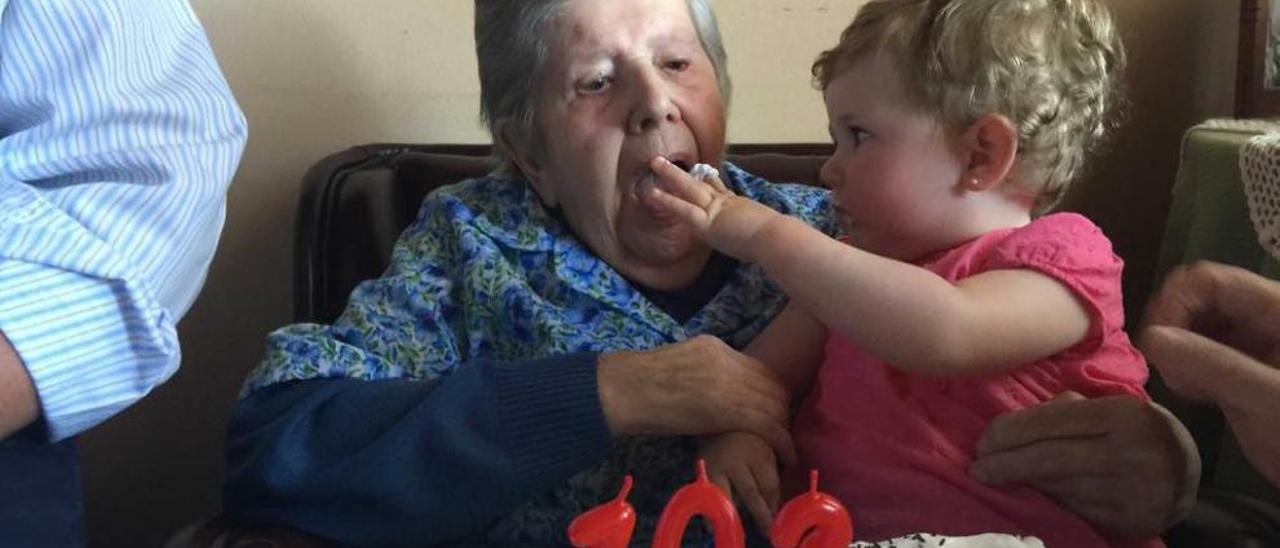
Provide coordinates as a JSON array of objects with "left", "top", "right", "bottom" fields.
[
  {"left": 702, "top": 303, "right": 826, "bottom": 535},
  {"left": 645, "top": 157, "right": 1088, "bottom": 376},
  {"left": 744, "top": 302, "right": 827, "bottom": 400}
]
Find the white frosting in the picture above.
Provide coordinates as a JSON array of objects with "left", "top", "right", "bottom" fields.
[
  {"left": 851, "top": 532, "right": 1046, "bottom": 548},
  {"left": 689, "top": 162, "right": 719, "bottom": 182}
]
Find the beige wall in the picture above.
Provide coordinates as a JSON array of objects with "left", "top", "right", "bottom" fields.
[{"left": 77, "top": 0, "right": 1239, "bottom": 545}]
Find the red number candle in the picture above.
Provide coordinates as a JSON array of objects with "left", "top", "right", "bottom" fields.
[
  {"left": 769, "top": 470, "right": 853, "bottom": 548},
  {"left": 568, "top": 475, "right": 637, "bottom": 548},
  {"left": 651, "top": 459, "right": 745, "bottom": 548}
]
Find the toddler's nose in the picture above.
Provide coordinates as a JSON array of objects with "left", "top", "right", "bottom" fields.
[{"left": 818, "top": 157, "right": 840, "bottom": 189}]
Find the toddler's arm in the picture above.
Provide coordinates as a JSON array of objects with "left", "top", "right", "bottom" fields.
[
  {"left": 744, "top": 303, "right": 827, "bottom": 399},
  {"left": 645, "top": 157, "right": 1089, "bottom": 376},
  {"left": 700, "top": 304, "right": 824, "bottom": 535}
]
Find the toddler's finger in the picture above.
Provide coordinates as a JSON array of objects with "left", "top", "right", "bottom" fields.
[
  {"left": 688, "top": 162, "right": 719, "bottom": 182},
  {"left": 734, "top": 475, "right": 774, "bottom": 534},
  {"left": 705, "top": 174, "right": 730, "bottom": 195},
  {"left": 751, "top": 459, "right": 782, "bottom": 514},
  {"left": 709, "top": 470, "right": 733, "bottom": 501},
  {"left": 689, "top": 163, "right": 732, "bottom": 193},
  {"left": 650, "top": 156, "right": 714, "bottom": 205},
  {"left": 639, "top": 178, "right": 711, "bottom": 223},
  {"left": 750, "top": 419, "right": 797, "bottom": 467}
]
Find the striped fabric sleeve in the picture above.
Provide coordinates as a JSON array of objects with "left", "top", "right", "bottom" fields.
[{"left": 0, "top": 0, "right": 248, "bottom": 440}]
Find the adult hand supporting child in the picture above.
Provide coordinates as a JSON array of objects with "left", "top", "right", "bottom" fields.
[
  {"left": 599, "top": 336, "right": 798, "bottom": 465},
  {"left": 971, "top": 391, "right": 1199, "bottom": 538}
]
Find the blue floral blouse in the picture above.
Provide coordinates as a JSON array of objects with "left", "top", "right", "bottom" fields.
[{"left": 242, "top": 162, "right": 833, "bottom": 545}]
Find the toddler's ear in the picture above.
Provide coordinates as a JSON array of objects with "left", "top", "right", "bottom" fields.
[
  {"left": 959, "top": 114, "right": 1018, "bottom": 192},
  {"left": 497, "top": 119, "right": 558, "bottom": 208}
]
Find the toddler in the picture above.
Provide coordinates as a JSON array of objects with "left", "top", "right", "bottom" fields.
[{"left": 643, "top": 0, "right": 1159, "bottom": 546}]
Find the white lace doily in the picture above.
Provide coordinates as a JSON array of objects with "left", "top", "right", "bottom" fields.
[
  {"left": 1200, "top": 118, "right": 1280, "bottom": 133},
  {"left": 1239, "top": 132, "right": 1280, "bottom": 261}
]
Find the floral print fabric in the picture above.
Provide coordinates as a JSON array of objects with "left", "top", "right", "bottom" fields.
[{"left": 242, "top": 163, "right": 833, "bottom": 545}]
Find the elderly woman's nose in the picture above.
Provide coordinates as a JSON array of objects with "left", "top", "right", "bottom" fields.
[{"left": 627, "top": 70, "right": 679, "bottom": 133}]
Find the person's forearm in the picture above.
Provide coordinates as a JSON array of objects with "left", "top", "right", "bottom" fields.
[
  {"left": 749, "top": 215, "right": 993, "bottom": 373},
  {"left": 0, "top": 332, "right": 38, "bottom": 439},
  {"left": 742, "top": 304, "right": 826, "bottom": 399},
  {"left": 1205, "top": 352, "right": 1280, "bottom": 415},
  {"left": 0, "top": 0, "right": 245, "bottom": 440},
  {"left": 1214, "top": 362, "right": 1280, "bottom": 486},
  {"left": 0, "top": 252, "right": 184, "bottom": 440},
  {"left": 224, "top": 353, "right": 613, "bottom": 546}
]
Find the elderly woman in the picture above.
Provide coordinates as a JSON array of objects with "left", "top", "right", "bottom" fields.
[{"left": 224, "top": 0, "right": 1197, "bottom": 545}]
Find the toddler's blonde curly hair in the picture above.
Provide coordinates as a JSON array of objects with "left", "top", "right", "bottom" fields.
[{"left": 813, "top": 0, "right": 1125, "bottom": 214}]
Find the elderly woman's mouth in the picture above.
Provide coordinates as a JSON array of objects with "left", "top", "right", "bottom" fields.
[
  {"left": 664, "top": 152, "right": 697, "bottom": 173},
  {"left": 637, "top": 151, "right": 695, "bottom": 173},
  {"left": 627, "top": 152, "right": 701, "bottom": 215},
  {"left": 630, "top": 154, "right": 695, "bottom": 187},
  {"left": 632, "top": 170, "right": 683, "bottom": 221}
]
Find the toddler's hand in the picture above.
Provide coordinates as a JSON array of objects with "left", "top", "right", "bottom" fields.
[
  {"left": 701, "top": 431, "right": 782, "bottom": 536},
  {"left": 642, "top": 157, "right": 782, "bottom": 262}
]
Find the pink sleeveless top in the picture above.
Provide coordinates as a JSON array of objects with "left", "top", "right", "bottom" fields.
[{"left": 791, "top": 213, "right": 1162, "bottom": 547}]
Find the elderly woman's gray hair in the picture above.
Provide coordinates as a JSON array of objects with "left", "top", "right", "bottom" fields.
[{"left": 475, "top": 0, "right": 731, "bottom": 176}]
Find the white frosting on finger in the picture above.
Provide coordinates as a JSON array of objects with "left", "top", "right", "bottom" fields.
[{"left": 689, "top": 163, "right": 719, "bottom": 182}]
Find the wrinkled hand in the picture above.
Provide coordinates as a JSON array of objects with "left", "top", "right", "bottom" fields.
[
  {"left": 970, "top": 391, "right": 1199, "bottom": 538},
  {"left": 598, "top": 335, "right": 796, "bottom": 464},
  {"left": 1140, "top": 261, "right": 1280, "bottom": 398},
  {"left": 702, "top": 431, "right": 781, "bottom": 536},
  {"left": 640, "top": 156, "right": 783, "bottom": 262},
  {"left": 1139, "top": 261, "right": 1280, "bottom": 485}
]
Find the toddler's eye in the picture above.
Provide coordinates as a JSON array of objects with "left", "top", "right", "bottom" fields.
[{"left": 848, "top": 126, "right": 870, "bottom": 147}]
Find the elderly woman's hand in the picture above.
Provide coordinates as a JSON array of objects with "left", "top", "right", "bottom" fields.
[
  {"left": 970, "top": 391, "right": 1200, "bottom": 538},
  {"left": 641, "top": 156, "right": 786, "bottom": 263},
  {"left": 597, "top": 334, "right": 797, "bottom": 464},
  {"left": 1139, "top": 261, "right": 1280, "bottom": 486}
]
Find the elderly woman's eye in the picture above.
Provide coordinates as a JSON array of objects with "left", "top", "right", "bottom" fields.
[
  {"left": 665, "top": 59, "right": 690, "bottom": 72},
  {"left": 577, "top": 75, "right": 611, "bottom": 93}
]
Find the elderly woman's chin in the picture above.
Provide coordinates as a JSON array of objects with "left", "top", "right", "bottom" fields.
[{"left": 615, "top": 218, "right": 712, "bottom": 291}]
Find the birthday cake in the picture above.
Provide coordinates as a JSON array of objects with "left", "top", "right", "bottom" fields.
[{"left": 852, "top": 532, "right": 1046, "bottom": 548}]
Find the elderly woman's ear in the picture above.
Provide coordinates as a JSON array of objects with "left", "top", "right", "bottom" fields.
[{"left": 496, "top": 119, "right": 558, "bottom": 208}]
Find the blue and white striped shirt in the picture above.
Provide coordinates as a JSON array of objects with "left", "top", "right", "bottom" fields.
[{"left": 0, "top": 0, "right": 247, "bottom": 440}]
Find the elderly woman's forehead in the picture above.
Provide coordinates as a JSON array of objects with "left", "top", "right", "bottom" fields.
[{"left": 551, "top": 0, "right": 699, "bottom": 48}]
